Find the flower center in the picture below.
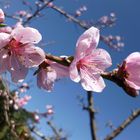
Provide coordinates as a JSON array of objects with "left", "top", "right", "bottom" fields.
[
  {"left": 9, "top": 39, "right": 21, "bottom": 48},
  {"left": 6, "top": 39, "right": 24, "bottom": 55}
]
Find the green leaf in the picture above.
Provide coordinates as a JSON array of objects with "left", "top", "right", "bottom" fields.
[{"left": 0, "top": 24, "right": 6, "bottom": 27}]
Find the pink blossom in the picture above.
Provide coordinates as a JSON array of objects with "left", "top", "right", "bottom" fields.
[
  {"left": 76, "top": 10, "right": 81, "bottom": 16},
  {"left": 15, "top": 95, "right": 31, "bottom": 108},
  {"left": 0, "top": 26, "right": 12, "bottom": 34},
  {"left": 34, "top": 114, "right": 40, "bottom": 122},
  {"left": 37, "top": 66, "right": 57, "bottom": 92},
  {"left": 0, "top": 9, "right": 4, "bottom": 23},
  {"left": 37, "top": 60, "right": 69, "bottom": 92},
  {"left": 121, "top": 52, "right": 140, "bottom": 90},
  {"left": 47, "top": 2, "right": 53, "bottom": 7},
  {"left": 46, "top": 105, "right": 54, "bottom": 115},
  {"left": 16, "top": 10, "right": 27, "bottom": 17},
  {"left": 70, "top": 26, "right": 112, "bottom": 92},
  {"left": 0, "top": 24, "right": 45, "bottom": 82}
]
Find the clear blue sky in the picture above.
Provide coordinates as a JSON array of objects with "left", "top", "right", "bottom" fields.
[{"left": 2, "top": 0, "right": 140, "bottom": 140}]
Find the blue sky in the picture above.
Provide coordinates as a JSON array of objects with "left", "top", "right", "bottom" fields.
[{"left": 1, "top": 0, "right": 140, "bottom": 140}]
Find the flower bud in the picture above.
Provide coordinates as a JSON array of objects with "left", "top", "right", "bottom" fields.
[{"left": 0, "top": 9, "right": 5, "bottom": 23}]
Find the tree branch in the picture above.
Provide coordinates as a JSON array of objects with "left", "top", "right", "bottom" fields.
[
  {"left": 104, "top": 109, "right": 140, "bottom": 140},
  {"left": 47, "top": 121, "right": 61, "bottom": 139},
  {"left": 50, "top": 4, "right": 109, "bottom": 44},
  {"left": 30, "top": 126, "right": 50, "bottom": 140},
  {"left": 87, "top": 91, "right": 97, "bottom": 140},
  {"left": 51, "top": 5, "right": 89, "bottom": 30},
  {"left": 23, "top": 0, "right": 54, "bottom": 25}
]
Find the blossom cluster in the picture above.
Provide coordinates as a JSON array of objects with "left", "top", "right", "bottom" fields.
[{"left": 0, "top": 8, "right": 140, "bottom": 97}]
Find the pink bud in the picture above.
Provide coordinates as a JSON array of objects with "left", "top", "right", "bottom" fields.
[
  {"left": 46, "top": 105, "right": 54, "bottom": 115},
  {"left": 34, "top": 114, "right": 40, "bottom": 122},
  {"left": 0, "top": 9, "right": 4, "bottom": 23},
  {"left": 123, "top": 52, "right": 140, "bottom": 91},
  {"left": 76, "top": 10, "right": 81, "bottom": 16},
  {"left": 117, "top": 52, "right": 140, "bottom": 97},
  {"left": 47, "top": 2, "right": 53, "bottom": 7}
]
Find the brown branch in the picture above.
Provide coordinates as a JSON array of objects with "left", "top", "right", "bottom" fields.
[
  {"left": 104, "top": 109, "right": 140, "bottom": 140},
  {"left": 50, "top": 4, "right": 108, "bottom": 44},
  {"left": 87, "top": 91, "right": 97, "bottom": 140},
  {"left": 45, "top": 54, "right": 71, "bottom": 66},
  {"left": 47, "top": 121, "right": 61, "bottom": 139},
  {"left": 102, "top": 71, "right": 139, "bottom": 97},
  {"left": 2, "top": 89, "right": 19, "bottom": 139},
  {"left": 51, "top": 5, "right": 89, "bottom": 30},
  {"left": 30, "top": 126, "right": 50, "bottom": 140}
]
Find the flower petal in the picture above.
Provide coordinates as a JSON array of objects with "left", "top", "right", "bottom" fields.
[
  {"left": 125, "top": 52, "right": 140, "bottom": 63},
  {"left": 18, "top": 45, "right": 45, "bottom": 68},
  {"left": 8, "top": 53, "right": 28, "bottom": 83},
  {"left": 124, "top": 52, "right": 140, "bottom": 90},
  {"left": 50, "top": 62, "right": 69, "bottom": 78},
  {"left": 12, "top": 24, "right": 42, "bottom": 44},
  {"left": 0, "top": 9, "right": 5, "bottom": 23},
  {"left": 37, "top": 68, "right": 57, "bottom": 92},
  {"left": 76, "top": 26, "right": 100, "bottom": 59},
  {"left": 0, "top": 49, "right": 9, "bottom": 73},
  {"left": 125, "top": 79, "right": 140, "bottom": 90},
  {"left": 69, "top": 60, "right": 81, "bottom": 82},
  {"left": 0, "top": 32, "right": 10, "bottom": 49},
  {"left": 80, "top": 68, "right": 105, "bottom": 92},
  {"left": 85, "top": 48, "right": 112, "bottom": 73}
]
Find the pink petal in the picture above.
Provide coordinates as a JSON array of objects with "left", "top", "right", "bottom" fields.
[
  {"left": 50, "top": 62, "right": 69, "bottom": 78},
  {"left": 125, "top": 79, "right": 140, "bottom": 90},
  {"left": 69, "top": 60, "right": 81, "bottom": 82},
  {"left": 0, "top": 9, "right": 5, "bottom": 23},
  {"left": 76, "top": 26, "right": 100, "bottom": 59},
  {"left": 0, "top": 49, "right": 9, "bottom": 73},
  {"left": 12, "top": 24, "right": 42, "bottom": 44},
  {"left": 8, "top": 53, "right": 28, "bottom": 82},
  {"left": 18, "top": 45, "right": 45, "bottom": 68},
  {"left": 80, "top": 68, "right": 105, "bottom": 92},
  {"left": 84, "top": 48, "right": 112, "bottom": 73},
  {"left": 37, "top": 69, "right": 44, "bottom": 89},
  {"left": 0, "top": 32, "right": 10, "bottom": 49},
  {"left": 125, "top": 52, "right": 140, "bottom": 63},
  {"left": 125, "top": 52, "right": 140, "bottom": 89},
  {"left": 0, "top": 26, "right": 12, "bottom": 34},
  {"left": 37, "top": 68, "right": 57, "bottom": 92}
]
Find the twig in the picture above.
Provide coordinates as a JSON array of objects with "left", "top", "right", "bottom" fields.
[
  {"left": 87, "top": 91, "right": 97, "bottom": 140},
  {"left": 23, "top": 0, "right": 54, "bottom": 25},
  {"left": 2, "top": 91, "right": 19, "bottom": 139},
  {"left": 5, "top": 13, "right": 21, "bottom": 21},
  {"left": 102, "top": 71, "right": 139, "bottom": 97},
  {"left": 104, "top": 109, "right": 140, "bottom": 140},
  {"left": 30, "top": 126, "right": 50, "bottom": 140},
  {"left": 47, "top": 121, "right": 61, "bottom": 139},
  {"left": 50, "top": 4, "right": 108, "bottom": 44},
  {"left": 51, "top": 5, "right": 89, "bottom": 30}
]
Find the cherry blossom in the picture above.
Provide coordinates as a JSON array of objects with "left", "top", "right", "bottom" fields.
[
  {"left": 37, "top": 59, "right": 69, "bottom": 92},
  {"left": 15, "top": 95, "right": 32, "bottom": 108},
  {"left": 34, "top": 114, "right": 40, "bottom": 122},
  {"left": 0, "top": 24, "right": 45, "bottom": 82},
  {"left": 46, "top": 105, "right": 54, "bottom": 115},
  {"left": 0, "top": 9, "right": 4, "bottom": 23},
  {"left": 0, "top": 26, "right": 12, "bottom": 33},
  {"left": 118, "top": 52, "right": 140, "bottom": 93},
  {"left": 70, "top": 26, "right": 112, "bottom": 92}
]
